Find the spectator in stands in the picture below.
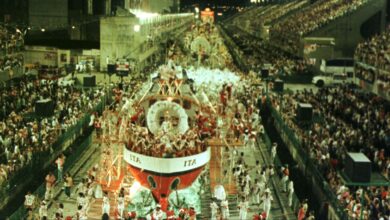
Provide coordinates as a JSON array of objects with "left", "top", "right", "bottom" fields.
[
  {"left": 0, "top": 24, "right": 24, "bottom": 55},
  {"left": 271, "top": 0, "right": 370, "bottom": 53},
  {"left": 55, "top": 154, "right": 65, "bottom": 182},
  {"left": 224, "top": 24, "right": 312, "bottom": 76},
  {"left": 355, "top": 28, "right": 390, "bottom": 71},
  {"left": 271, "top": 85, "right": 390, "bottom": 219},
  {"left": 0, "top": 77, "right": 105, "bottom": 194},
  {"left": 45, "top": 171, "right": 56, "bottom": 200},
  {"left": 38, "top": 200, "right": 48, "bottom": 220},
  {"left": 64, "top": 172, "right": 73, "bottom": 199},
  {"left": 0, "top": 24, "right": 24, "bottom": 76},
  {"left": 355, "top": 27, "right": 390, "bottom": 99},
  {"left": 24, "top": 191, "right": 36, "bottom": 210},
  {"left": 0, "top": 54, "right": 23, "bottom": 72}
]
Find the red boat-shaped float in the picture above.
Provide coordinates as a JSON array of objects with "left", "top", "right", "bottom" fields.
[{"left": 123, "top": 66, "right": 212, "bottom": 211}]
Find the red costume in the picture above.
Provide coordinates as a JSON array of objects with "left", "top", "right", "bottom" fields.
[
  {"left": 298, "top": 207, "right": 306, "bottom": 220},
  {"left": 220, "top": 90, "right": 227, "bottom": 106},
  {"left": 253, "top": 213, "right": 267, "bottom": 220},
  {"left": 131, "top": 109, "right": 143, "bottom": 123},
  {"left": 166, "top": 210, "right": 175, "bottom": 219},
  {"left": 113, "top": 88, "right": 122, "bottom": 103},
  {"left": 160, "top": 197, "right": 168, "bottom": 212},
  {"left": 188, "top": 208, "right": 196, "bottom": 220}
]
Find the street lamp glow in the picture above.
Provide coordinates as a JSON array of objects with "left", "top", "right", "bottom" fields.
[
  {"left": 41, "top": 28, "right": 45, "bottom": 32},
  {"left": 129, "top": 9, "right": 159, "bottom": 22},
  {"left": 133, "top": 24, "right": 141, "bottom": 32}
]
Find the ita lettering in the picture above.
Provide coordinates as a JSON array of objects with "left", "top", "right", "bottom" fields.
[
  {"left": 184, "top": 159, "right": 196, "bottom": 167},
  {"left": 129, "top": 154, "right": 141, "bottom": 164}
]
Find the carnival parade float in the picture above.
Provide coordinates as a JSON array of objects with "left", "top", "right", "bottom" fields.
[{"left": 91, "top": 21, "right": 257, "bottom": 218}]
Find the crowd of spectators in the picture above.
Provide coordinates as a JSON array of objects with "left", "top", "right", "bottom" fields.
[
  {"left": 354, "top": 64, "right": 376, "bottom": 83},
  {"left": 0, "top": 54, "right": 23, "bottom": 72},
  {"left": 231, "top": 0, "right": 308, "bottom": 30},
  {"left": 224, "top": 23, "right": 311, "bottom": 76},
  {"left": 355, "top": 28, "right": 390, "bottom": 99},
  {"left": 0, "top": 77, "right": 105, "bottom": 186},
  {"left": 0, "top": 24, "right": 24, "bottom": 75},
  {"left": 355, "top": 28, "right": 390, "bottom": 72},
  {"left": 271, "top": 85, "right": 390, "bottom": 219},
  {"left": 354, "top": 27, "right": 390, "bottom": 99},
  {"left": 0, "top": 24, "right": 24, "bottom": 55},
  {"left": 271, "top": 0, "right": 371, "bottom": 53}
]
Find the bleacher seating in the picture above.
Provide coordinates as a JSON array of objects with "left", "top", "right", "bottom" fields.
[
  {"left": 270, "top": 85, "right": 390, "bottom": 219},
  {"left": 229, "top": 0, "right": 308, "bottom": 34},
  {"left": 222, "top": 23, "right": 310, "bottom": 76},
  {"left": 0, "top": 24, "right": 24, "bottom": 77},
  {"left": 355, "top": 28, "right": 390, "bottom": 81},
  {"left": 0, "top": 78, "right": 105, "bottom": 186},
  {"left": 271, "top": 0, "right": 373, "bottom": 54}
]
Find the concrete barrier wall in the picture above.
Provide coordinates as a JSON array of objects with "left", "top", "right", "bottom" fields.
[{"left": 268, "top": 105, "right": 346, "bottom": 220}]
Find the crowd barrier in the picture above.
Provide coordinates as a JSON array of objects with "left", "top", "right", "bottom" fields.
[
  {"left": 266, "top": 99, "right": 349, "bottom": 220},
  {"left": 2, "top": 90, "right": 110, "bottom": 219},
  {"left": 8, "top": 134, "right": 93, "bottom": 220}
]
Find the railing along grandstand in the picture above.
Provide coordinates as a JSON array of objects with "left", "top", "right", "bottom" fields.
[
  {"left": 265, "top": 87, "right": 390, "bottom": 219},
  {"left": 260, "top": 129, "right": 302, "bottom": 212},
  {"left": 267, "top": 98, "right": 353, "bottom": 220},
  {"left": 8, "top": 136, "right": 93, "bottom": 220},
  {"left": 0, "top": 84, "right": 110, "bottom": 212},
  {"left": 355, "top": 28, "right": 390, "bottom": 70},
  {"left": 354, "top": 28, "right": 390, "bottom": 99},
  {"left": 6, "top": 89, "right": 111, "bottom": 219}
]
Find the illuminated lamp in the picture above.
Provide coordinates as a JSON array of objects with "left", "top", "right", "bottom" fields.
[{"left": 133, "top": 24, "right": 141, "bottom": 32}]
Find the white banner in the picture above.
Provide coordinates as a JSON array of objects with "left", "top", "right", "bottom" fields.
[{"left": 123, "top": 147, "right": 211, "bottom": 174}]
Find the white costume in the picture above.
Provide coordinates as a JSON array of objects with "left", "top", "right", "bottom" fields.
[
  {"left": 288, "top": 181, "right": 294, "bottom": 207},
  {"left": 281, "top": 174, "right": 289, "bottom": 192},
  {"left": 160, "top": 134, "right": 172, "bottom": 151},
  {"left": 102, "top": 195, "right": 110, "bottom": 214},
  {"left": 94, "top": 184, "right": 103, "bottom": 198},
  {"left": 24, "top": 194, "right": 35, "bottom": 207},
  {"left": 161, "top": 120, "right": 172, "bottom": 134},
  {"left": 248, "top": 136, "right": 256, "bottom": 149},
  {"left": 271, "top": 144, "right": 277, "bottom": 161},
  {"left": 153, "top": 209, "right": 164, "bottom": 220},
  {"left": 252, "top": 182, "right": 262, "bottom": 204},
  {"left": 210, "top": 201, "right": 219, "bottom": 220},
  {"left": 221, "top": 199, "right": 230, "bottom": 219},
  {"left": 238, "top": 200, "right": 249, "bottom": 220},
  {"left": 117, "top": 197, "right": 125, "bottom": 218},
  {"left": 39, "top": 204, "right": 48, "bottom": 219},
  {"left": 262, "top": 192, "right": 273, "bottom": 219},
  {"left": 78, "top": 209, "right": 88, "bottom": 220},
  {"left": 214, "top": 185, "right": 226, "bottom": 201}
]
